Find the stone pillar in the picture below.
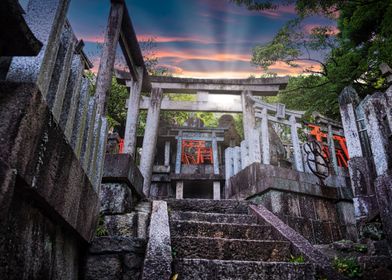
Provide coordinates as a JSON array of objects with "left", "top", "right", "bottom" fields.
[
  {"left": 327, "top": 124, "right": 339, "bottom": 175},
  {"left": 289, "top": 115, "right": 304, "bottom": 172},
  {"left": 339, "top": 86, "right": 377, "bottom": 231},
  {"left": 233, "top": 146, "right": 241, "bottom": 175},
  {"left": 175, "top": 131, "right": 183, "bottom": 174},
  {"left": 213, "top": 181, "right": 221, "bottom": 200},
  {"left": 224, "top": 147, "right": 234, "bottom": 180},
  {"left": 241, "top": 91, "right": 261, "bottom": 165},
  {"left": 364, "top": 93, "right": 391, "bottom": 176},
  {"left": 7, "top": 0, "right": 70, "bottom": 98},
  {"left": 240, "top": 140, "right": 249, "bottom": 169},
  {"left": 95, "top": 1, "right": 124, "bottom": 116},
  {"left": 164, "top": 141, "right": 171, "bottom": 166},
  {"left": 176, "top": 181, "right": 184, "bottom": 199},
  {"left": 140, "top": 88, "right": 163, "bottom": 197},
  {"left": 260, "top": 107, "right": 270, "bottom": 165},
  {"left": 123, "top": 67, "right": 143, "bottom": 157},
  {"left": 339, "top": 86, "right": 363, "bottom": 158},
  {"left": 212, "top": 132, "right": 219, "bottom": 175}
]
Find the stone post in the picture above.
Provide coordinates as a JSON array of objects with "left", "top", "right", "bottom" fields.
[
  {"left": 339, "top": 86, "right": 377, "bottom": 231},
  {"left": 339, "top": 86, "right": 363, "bottom": 158},
  {"left": 213, "top": 181, "right": 221, "bottom": 200},
  {"left": 140, "top": 88, "right": 163, "bottom": 197},
  {"left": 123, "top": 67, "right": 143, "bottom": 157},
  {"left": 212, "top": 132, "right": 219, "bottom": 175},
  {"left": 224, "top": 147, "right": 234, "bottom": 181},
  {"left": 364, "top": 93, "right": 391, "bottom": 176},
  {"left": 233, "top": 146, "right": 241, "bottom": 175},
  {"left": 327, "top": 124, "right": 339, "bottom": 175},
  {"left": 241, "top": 91, "right": 261, "bottom": 165},
  {"left": 260, "top": 107, "right": 270, "bottom": 165},
  {"left": 164, "top": 141, "right": 171, "bottom": 166},
  {"left": 95, "top": 1, "right": 124, "bottom": 116},
  {"left": 7, "top": 0, "right": 70, "bottom": 98},
  {"left": 240, "top": 140, "right": 249, "bottom": 169},
  {"left": 175, "top": 131, "right": 183, "bottom": 174},
  {"left": 176, "top": 181, "right": 184, "bottom": 199},
  {"left": 289, "top": 115, "right": 304, "bottom": 172}
]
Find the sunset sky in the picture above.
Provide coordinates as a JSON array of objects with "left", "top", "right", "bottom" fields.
[{"left": 24, "top": 0, "right": 335, "bottom": 79}]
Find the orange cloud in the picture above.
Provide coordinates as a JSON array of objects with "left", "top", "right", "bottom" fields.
[
  {"left": 154, "top": 49, "right": 250, "bottom": 63},
  {"left": 137, "top": 34, "right": 214, "bottom": 44}
]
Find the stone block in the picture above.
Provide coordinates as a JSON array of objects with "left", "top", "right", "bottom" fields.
[
  {"left": 104, "top": 213, "right": 137, "bottom": 237},
  {"left": 312, "top": 221, "right": 333, "bottom": 244},
  {"left": 142, "top": 201, "right": 172, "bottom": 280},
  {"left": 286, "top": 216, "right": 315, "bottom": 244},
  {"left": 103, "top": 154, "right": 144, "bottom": 199},
  {"left": 86, "top": 237, "right": 146, "bottom": 280},
  {"left": 375, "top": 174, "right": 392, "bottom": 244},
  {"left": 100, "top": 183, "right": 134, "bottom": 214}
]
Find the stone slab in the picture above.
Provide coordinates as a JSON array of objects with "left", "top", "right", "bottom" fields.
[
  {"left": 102, "top": 153, "right": 144, "bottom": 199},
  {"left": 100, "top": 183, "right": 134, "bottom": 214},
  {"left": 141, "top": 200, "right": 172, "bottom": 280}
]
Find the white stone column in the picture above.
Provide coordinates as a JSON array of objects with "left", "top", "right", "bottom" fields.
[
  {"left": 176, "top": 181, "right": 184, "bottom": 199},
  {"left": 289, "top": 115, "right": 304, "bottom": 172},
  {"left": 240, "top": 140, "right": 249, "bottom": 169},
  {"left": 123, "top": 67, "right": 143, "bottom": 157},
  {"left": 339, "top": 86, "right": 363, "bottom": 158},
  {"left": 260, "top": 107, "right": 270, "bottom": 165},
  {"left": 164, "top": 141, "right": 171, "bottom": 166},
  {"left": 327, "top": 124, "right": 338, "bottom": 175},
  {"left": 140, "top": 88, "right": 163, "bottom": 197},
  {"left": 364, "top": 94, "right": 390, "bottom": 176},
  {"left": 175, "top": 131, "right": 183, "bottom": 174},
  {"left": 233, "top": 146, "right": 241, "bottom": 174},
  {"left": 241, "top": 91, "right": 261, "bottom": 165},
  {"left": 213, "top": 181, "right": 221, "bottom": 200},
  {"left": 224, "top": 147, "right": 234, "bottom": 180},
  {"left": 212, "top": 132, "right": 219, "bottom": 175}
]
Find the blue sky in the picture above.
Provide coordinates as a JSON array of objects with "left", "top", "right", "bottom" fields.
[{"left": 21, "top": 0, "right": 335, "bottom": 78}]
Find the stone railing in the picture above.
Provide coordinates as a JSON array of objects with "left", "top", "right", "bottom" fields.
[
  {"left": 339, "top": 73, "right": 392, "bottom": 243},
  {"left": 225, "top": 97, "right": 305, "bottom": 181},
  {"left": 5, "top": 0, "right": 107, "bottom": 192}
]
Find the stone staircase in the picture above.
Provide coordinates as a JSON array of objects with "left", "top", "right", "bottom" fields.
[{"left": 167, "top": 199, "right": 316, "bottom": 280}]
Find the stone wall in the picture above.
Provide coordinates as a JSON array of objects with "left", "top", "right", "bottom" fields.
[
  {"left": 0, "top": 82, "right": 100, "bottom": 279},
  {"left": 227, "top": 163, "right": 356, "bottom": 244}
]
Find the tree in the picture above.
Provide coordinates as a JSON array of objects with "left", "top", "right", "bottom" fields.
[{"left": 231, "top": 0, "right": 392, "bottom": 118}]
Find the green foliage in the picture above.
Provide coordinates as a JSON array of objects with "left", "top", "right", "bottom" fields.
[
  {"left": 354, "top": 244, "right": 367, "bottom": 253},
  {"left": 332, "top": 256, "right": 362, "bottom": 278},
  {"left": 107, "top": 77, "right": 129, "bottom": 128},
  {"left": 289, "top": 255, "right": 305, "bottom": 263},
  {"left": 95, "top": 214, "right": 108, "bottom": 237},
  {"left": 233, "top": 0, "right": 392, "bottom": 118}
]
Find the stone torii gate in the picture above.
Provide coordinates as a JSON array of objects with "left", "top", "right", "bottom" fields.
[{"left": 117, "top": 73, "right": 288, "bottom": 196}]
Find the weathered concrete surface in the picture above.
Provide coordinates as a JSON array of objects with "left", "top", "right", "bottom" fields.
[
  {"left": 167, "top": 198, "right": 250, "bottom": 214},
  {"left": 100, "top": 183, "right": 135, "bottom": 214},
  {"left": 172, "top": 236, "right": 291, "bottom": 261},
  {"left": 85, "top": 237, "right": 146, "bottom": 280},
  {"left": 142, "top": 200, "right": 172, "bottom": 280},
  {"left": 375, "top": 174, "right": 392, "bottom": 245},
  {"left": 250, "top": 204, "right": 344, "bottom": 279},
  {"left": 170, "top": 211, "right": 257, "bottom": 225},
  {"left": 0, "top": 82, "right": 100, "bottom": 242},
  {"left": 173, "top": 259, "right": 315, "bottom": 280},
  {"left": 102, "top": 153, "right": 144, "bottom": 199},
  {"left": 170, "top": 220, "right": 283, "bottom": 240}
]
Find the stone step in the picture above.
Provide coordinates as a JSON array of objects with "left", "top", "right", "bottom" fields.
[
  {"left": 170, "top": 220, "right": 283, "bottom": 240},
  {"left": 171, "top": 237, "right": 291, "bottom": 262},
  {"left": 167, "top": 199, "right": 250, "bottom": 214},
  {"left": 170, "top": 211, "right": 259, "bottom": 225},
  {"left": 173, "top": 258, "right": 315, "bottom": 280}
]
